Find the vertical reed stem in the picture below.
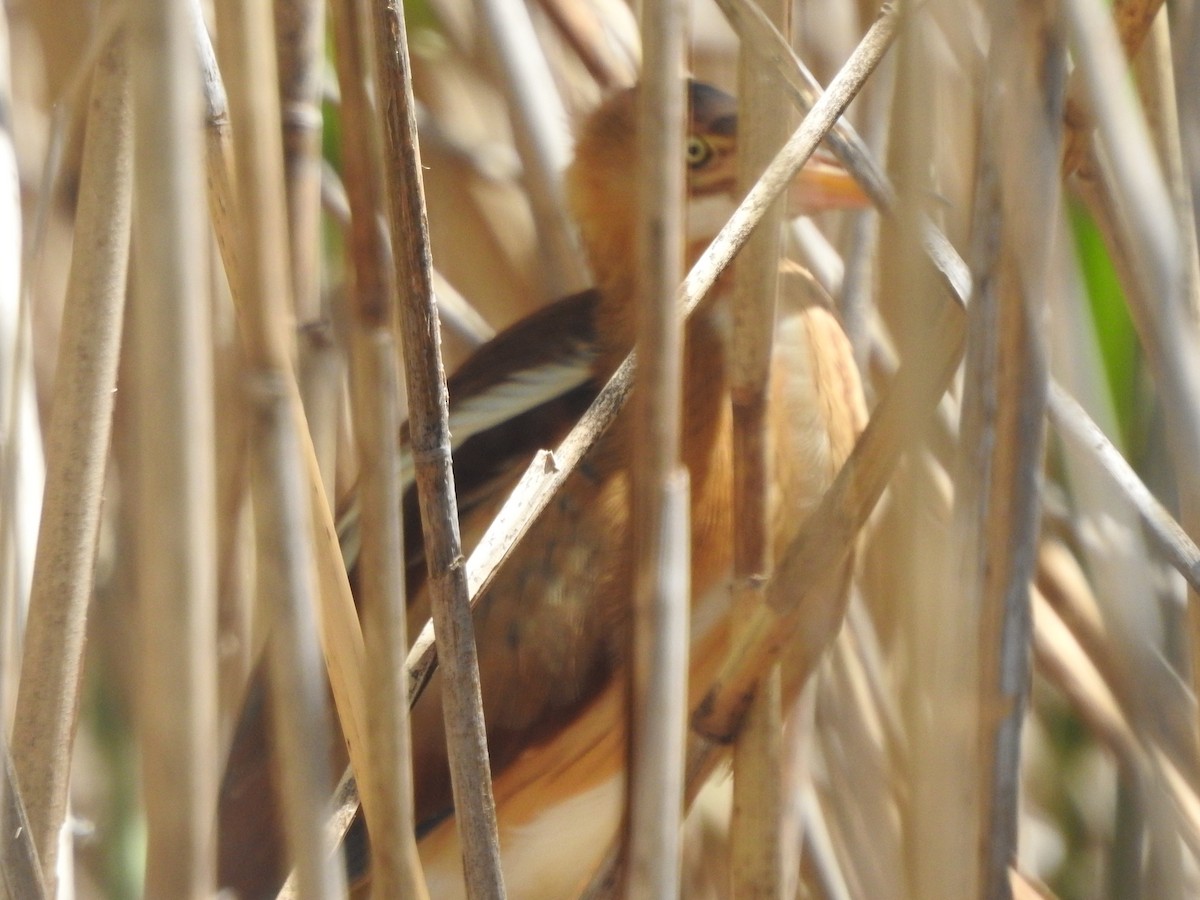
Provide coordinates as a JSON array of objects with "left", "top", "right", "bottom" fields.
[
  {"left": 213, "top": 0, "right": 347, "bottom": 894},
  {"left": 370, "top": 3, "right": 506, "bottom": 895},
  {"left": 11, "top": 22, "right": 131, "bottom": 888},
  {"left": 624, "top": 0, "right": 691, "bottom": 896},
  {"left": 730, "top": 0, "right": 790, "bottom": 892},
  {"left": 330, "top": 0, "right": 428, "bottom": 891}
]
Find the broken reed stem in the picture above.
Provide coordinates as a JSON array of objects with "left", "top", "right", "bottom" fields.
[
  {"left": 212, "top": 0, "right": 347, "bottom": 895},
  {"left": 624, "top": 0, "right": 689, "bottom": 894},
  {"left": 369, "top": 2, "right": 506, "bottom": 895},
  {"left": 10, "top": 25, "right": 132, "bottom": 887},
  {"left": 329, "top": 0, "right": 428, "bottom": 890},
  {"left": 128, "top": 0, "right": 222, "bottom": 890},
  {"left": 729, "top": 0, "right": 789, "bottom": 891}
]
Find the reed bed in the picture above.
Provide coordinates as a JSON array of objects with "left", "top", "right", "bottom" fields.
[{"left": 1, "top": 0, "right": 1198, "bottom": 897}]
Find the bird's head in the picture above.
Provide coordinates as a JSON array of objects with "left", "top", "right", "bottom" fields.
[{"left": 565, "top": 79, "right": 866, "bottom": 304}]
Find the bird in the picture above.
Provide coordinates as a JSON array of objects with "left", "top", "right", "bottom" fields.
[{"left": 216, "top": 78, "right": 869, "bottom": 898}]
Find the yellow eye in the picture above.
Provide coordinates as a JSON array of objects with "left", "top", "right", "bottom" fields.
[{"left": 686, "top": 136, "right": 712, "bottom": 168}]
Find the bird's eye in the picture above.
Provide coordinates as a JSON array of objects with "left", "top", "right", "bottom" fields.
[{"left": 686, "top": 136, "right": 713, "bottom": 168}]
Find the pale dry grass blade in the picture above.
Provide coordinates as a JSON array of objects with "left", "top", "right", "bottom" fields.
[
  {"left": 213, "top": 0, "right": 348, "bottom": 894},
  {"left": 625, "top": 0, "right": 690, "bottom": 894},
  {"left": 728, "top": 0, "right": 789, "bottom": 891},
  {"left": 370, "top": 2, "right": 506, "bottom": 894},
  {"left": 9, "top": 23, "right": 131, "bottom": 889},
  {"left": 126, "top": 0, "right": 221, "bottom": 892},
  {"left": 328, "top": 0, "right": 428, "bottom": 891}
]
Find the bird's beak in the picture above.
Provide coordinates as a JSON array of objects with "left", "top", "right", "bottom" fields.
[{"left": 787, "top": 151, "right": 869, "bottom": 215}]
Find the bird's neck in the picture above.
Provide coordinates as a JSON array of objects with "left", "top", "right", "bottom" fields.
[{"left": 587, "top": 233, "right": 732, "bottom": 382}]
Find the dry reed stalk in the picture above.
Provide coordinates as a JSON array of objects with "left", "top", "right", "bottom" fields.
[
  {"left": 1047, "top": 386, "right": 1200, "bottom": 591},
  {"left": 728, "top": 0, "right": 789, "bottom": 891},
  {"left": 869, "top": 18, "right": 979, "bottom": 900},
  {"left": 190, "top": 6, "right": 257, "bottom": 729},
  {"left": 191, "top": 0, "right": 240, "bottom": 301},
  {"left": 127, "top": 0, "right": 223, "bottom": 890},
  {"left": 212, "top": 0, "right": 347, "bottom": 895},
  {"left": 274, "top": 0, "right": 324, "bottom": 329},
  {"left": 9, "top": 23, "right": 131, "bottom": 887},
  {"left": 623, "top": 0, "right": 689, "bottom": 895},
  {"left": 959, "top": 1, "right": 1061, "bottom": 891},
  {"left": 328, "top": 0, "right": 428, "bottom": 892},
  {"left": 2, "top": 740, "right": 46, "bottom": 900},
  {"left": 473, "top": 0, "right": 591, "bottom": 298},
  {"left": 1134, "top": 11, "right": 1200, "bottom": 323},
  {"left": 369, "top": 2, "right": 506, "bottom": 895},
  {"left": 275, "top": 0, "right": 340, "bottom": 503},
  {"left": 1040, "top": 177, "right": 1192, "bottom": 892}
]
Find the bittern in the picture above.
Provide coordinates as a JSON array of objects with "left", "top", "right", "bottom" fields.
[{"left": 217, "top": 80, "right": 868, "bottom": 898}]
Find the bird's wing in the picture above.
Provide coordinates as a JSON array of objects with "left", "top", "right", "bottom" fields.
[{"left": 218, "top": 290, "right": 602, "bottom": 898}]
